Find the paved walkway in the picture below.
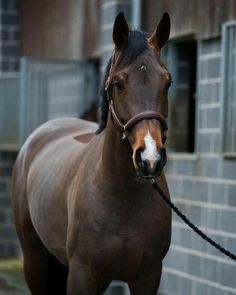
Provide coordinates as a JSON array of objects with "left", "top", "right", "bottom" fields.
[{"left": 0, "top": 259, "right": 29, "bottom": 295}]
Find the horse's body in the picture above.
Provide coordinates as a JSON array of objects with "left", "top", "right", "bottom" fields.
[{"left": 12, "top": 13, "right": 172, "bottom": 295}]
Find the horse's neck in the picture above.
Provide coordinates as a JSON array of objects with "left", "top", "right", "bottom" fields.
[
  {"left": 98, "top": 120, "right": 148, "bottom": 196},
  {"left": 101, "top": 122, "right": 132, "bottom": 173}
]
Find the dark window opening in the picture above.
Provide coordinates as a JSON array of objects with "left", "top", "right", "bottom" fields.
[{"left": 163, "top": 41, "right": 197, "bottom": 153}]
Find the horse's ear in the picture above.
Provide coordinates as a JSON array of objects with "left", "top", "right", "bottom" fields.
[
  {"left": 113, "top": 12, "right": 129, "bottom": 49},
  {"left": 149, "top": 12, "right": 170, "bottom": 50}
]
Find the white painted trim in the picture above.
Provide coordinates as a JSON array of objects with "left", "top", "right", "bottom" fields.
[
  {"left": 199, "top": 78, "right": 221, "bottom": 85},
  {"left": 131, "top": 0, "right": 141, "bottom": 30},
  {"left": 199, "top": 52, "right": 221, "bottom": 60},
  {"left": 101, "top": 44, "right": 114, "bottom": 51},
  {"left": 198, "top": 128, "right": 221, "bottom": 134},
  {"left": 197, "top": 153, "right": 220, "bottom": 158},
  {"left": 198, "top": 102, "right": 221, "bottom": 109},
  {"left": 167, "top": 153, "right": 198, "bottom": 161},
  {"left": 101, "top": 0, "right": 130, "bottom": 9},
  {"left": 101, "top": 23, "right": 114, "bottom": 30}
]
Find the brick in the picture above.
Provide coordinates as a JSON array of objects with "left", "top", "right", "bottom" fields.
[
  {"left": 0, "top": 226, "right": 16, "bottom": 239},
  {"left": 197, "top": 133, "right": 211, "bottom": 153},
  {"left": 198, "top": 108, "right": 207, "bottom": 129},
  {"left": 0, "top": 211, "right": 6, "bottom": 223},
  {"left": 227, "top": 184, "right": 236, "bottom": 207},
  {"left": 1, "top": 60, "right": 11, "bottom": 72},
  {"left": 198, "top": 84, "right": 212, "bottom": 104},
  {"left": 12, "top": 29, "right": 20, "bottom": 41},
  {"left": 0, "top": 196, "right": 11, "bottom": 207},
  {"left": 219, "top": 263, "right": 236, "bottom": 289},
  {"left": 1, "top": 44, "right": 19, "bottom": 56},
  {"left": 206, "top": 107, "right": 220, "bottom": 129},
  {"left": 1, "top": 29, "right": 10, "bottom": 41},
  {"left": 1, "top": 151, "right": 17, "bottom": 162},
  {"left": 211, "top": 82, "right": 221, "bottom": 102},
  {"left": 211, "top": 133, "right": 221, "bottom": 153},
  {"left": 210, "top": 182, "right": 227, "bottom": 205},
  {"left": 178, "top": 276, "right": 192, "bottom": 295},
  {"left": 226, "top": 236, "right": 236, "bottom": 254},
  {"left": 203, "top": 259, "right": 219, "bottom": 282},
  {"left": 5, "top": 241, "right": 19, "bottom": 257},
  {"left": 2, "top": 14, "right": 19, "bottom": 26},
  {"left": 201, "top": 38, "right": 221, "bottom": 55},
  {"left": 160, "top": 272, "right": 179, "bottom": 295},
  {"left": 0, "top": 180, "right": 7, "bottom": 192},
  {"left": 219, "top": 210, "right": 236, "bottom": 233},
  {"left": 205, "top": 207, "right": 222, "bottom": 231},
  {"left": 221, "top": 159, "right": 236, "bottom": 180},
  {"left": 0, "top": 242, "right": 6, "bottom": 257},
  {"left": 181, "top": 227, "right": 193, "bottom": 249},
  {"left": 101, "top": 28, "right": 113, "bottom": 46},
  {"left": 207, "top": 57, "right": 221, "bottom": 79},
  {"left": 200, "top": 59, "right": 208, "bottom": 79},
  {"left": 176, "top": 161, "right": 190, "bottom": 174},
  {"left": 0, "top": 165, "right": 13, "bottom": 177},
  {"left": 188, "top": 254, "right": 201, "bottom": 277}
]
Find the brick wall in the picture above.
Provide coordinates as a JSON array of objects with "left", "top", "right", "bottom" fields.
[
  {"left": 0, "top": 0, "right": 20, "bottom": 259},
  {"left": 0, "top": 151, "right": 19, "bottom": 257},
  {"left": 159, "top": 39, "right": 236, "bottom": 295},
  {"left": 0, "top": 0, "right": 20, "bottom": 72}
]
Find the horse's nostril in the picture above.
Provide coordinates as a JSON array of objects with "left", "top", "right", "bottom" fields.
[{"left": 135, "top": 147, "right": 145, "bottom": 167}]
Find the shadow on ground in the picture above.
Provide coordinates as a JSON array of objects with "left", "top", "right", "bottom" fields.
[{"left": 0, "top": 259, "right": 29, "bottom": 295}]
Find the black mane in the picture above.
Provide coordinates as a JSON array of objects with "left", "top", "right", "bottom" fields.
[{"left": 96, "top": 31, "right": 148, "bottom": 134}]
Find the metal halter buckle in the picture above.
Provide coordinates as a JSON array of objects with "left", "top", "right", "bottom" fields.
[{"left": 105, "top": 77, "right": 110, "bottom": 91}]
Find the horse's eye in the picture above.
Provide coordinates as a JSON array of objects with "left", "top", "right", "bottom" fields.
[{"left": 114, "top": 80, "right": 124, "bottom": 92}]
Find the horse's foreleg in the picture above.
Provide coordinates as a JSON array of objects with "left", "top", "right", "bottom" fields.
[
  {"left": 20, "top": 225, "right": 51, "bottom": 295},
  {"left": 128, "top": 262, "right": 162, "bottom": 295},
  {"left": 67, "top": 256, "right": 98, "bottom": 295}
]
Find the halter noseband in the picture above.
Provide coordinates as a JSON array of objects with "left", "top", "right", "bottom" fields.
[{"left": 105, "top": 61, "right": 168, "bottom": 142}]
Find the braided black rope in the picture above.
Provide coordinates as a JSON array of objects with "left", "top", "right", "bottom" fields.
[{"left": 151, "top": 179, "right": 236, "bottom": 262}]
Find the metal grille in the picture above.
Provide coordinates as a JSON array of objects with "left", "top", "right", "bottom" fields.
[
  {"left": 222, "top": 21, "right": 236, "bottom": 155},
  {"left": 20, "top": 57, "right": 98, "bottom": 145},
  {"left": 0, "top": 75, "right": 20, "bottom": 150}
]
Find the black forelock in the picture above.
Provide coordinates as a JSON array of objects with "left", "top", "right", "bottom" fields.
[
  {"left": 117, "top": 30, "right": 148, "bottom": 67},
  {"left": 96, "top": 30, "right": 148, "bottom": 134}
]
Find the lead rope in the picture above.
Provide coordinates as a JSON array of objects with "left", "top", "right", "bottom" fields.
[{"left": 150, "top": 179, "right": 236, "bottom": 261}]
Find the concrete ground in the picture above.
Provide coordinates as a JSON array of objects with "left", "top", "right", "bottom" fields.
[{"left": 0, "top": 259, "right": 29, "bottom": 295}]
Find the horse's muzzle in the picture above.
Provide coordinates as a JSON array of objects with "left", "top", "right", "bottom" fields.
[{"left": 134, "top": 147, "right": 167, "bottom": 178}]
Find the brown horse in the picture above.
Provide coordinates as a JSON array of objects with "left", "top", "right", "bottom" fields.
[{"left": 12, "top": 12, "right": 172, "bottom": 295}]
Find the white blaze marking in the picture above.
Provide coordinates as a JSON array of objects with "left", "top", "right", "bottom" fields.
[{"left": 141, "top": 131, "right": 160, "bottom": 169}]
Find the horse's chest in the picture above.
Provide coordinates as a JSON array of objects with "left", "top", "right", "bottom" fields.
[
  {"left": 90, "top": 233, "right": 146, "bottom": 280},
  {"left": 79, "top": 219, "right": 164, "bottom": 281}
]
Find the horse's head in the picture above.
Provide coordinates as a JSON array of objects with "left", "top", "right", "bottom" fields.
[{"left": 101, "top": 12, "right": 171, "bottom": 179}]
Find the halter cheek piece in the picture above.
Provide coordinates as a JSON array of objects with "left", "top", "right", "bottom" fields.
[{"left": 105, "top": 64, "right": 168, "bottom": 143}]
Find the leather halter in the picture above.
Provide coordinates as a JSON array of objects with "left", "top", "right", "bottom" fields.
[{"left": 105, "top": 61, "right": 168, "bottom": 142}]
